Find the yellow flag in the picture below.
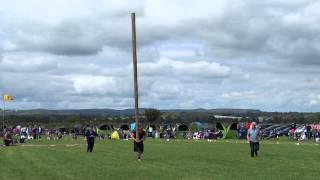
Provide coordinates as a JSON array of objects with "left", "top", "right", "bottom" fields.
[{"left": 3, "top": 94, "right": 13, "bottom": 101}]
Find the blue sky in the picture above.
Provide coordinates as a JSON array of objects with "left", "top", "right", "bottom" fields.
[{"left": 1, "top": 0, "right": 320, "bottom": 112}]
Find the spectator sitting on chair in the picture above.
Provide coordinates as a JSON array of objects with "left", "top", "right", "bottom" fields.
[{"left": 3, "top": 129, "right": 13, "bottom": 146}]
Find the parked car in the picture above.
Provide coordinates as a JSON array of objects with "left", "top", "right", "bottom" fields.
[
  {"left": 263, "top": 124, "right": 281, "bottom": 138},
  {"left": 278, "top": 127, "right": 291, "bottom": 136}
]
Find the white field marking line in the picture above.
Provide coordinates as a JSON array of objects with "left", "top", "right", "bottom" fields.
[
  {"left": 16, "top": 140, "right": 320, "bottom": 147},
  {"left": 20, "top": 144, "right": 84, "bottom": 147},
  {"left": 163, "top": 139, "right": 320, "bottom": 146}
]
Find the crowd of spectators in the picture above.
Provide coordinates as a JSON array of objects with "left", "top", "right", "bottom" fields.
[{"left": 2, "top": 122, "right": 320, "bottom": 146}]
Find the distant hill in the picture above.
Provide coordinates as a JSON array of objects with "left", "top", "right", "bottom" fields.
[
  {"left": 3, "top": 108, "right": 318, "bottom": 124},
  {"left": 161, "top": 108, "right": 261, "bottom": 114},
  {"left": 6, "top": 108, "right": 137, "bottom": 116}
]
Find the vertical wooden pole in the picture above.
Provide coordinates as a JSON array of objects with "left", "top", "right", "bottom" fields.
[
  {"left": 2, "top": 99, "right": 5, "bottom": 128},
  {"left": 131, "top": 13, "right": 139, "bottom": 139}
]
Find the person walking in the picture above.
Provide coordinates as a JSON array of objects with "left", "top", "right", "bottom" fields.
[
  {"left": 247, "top": 122, "right": 260, "bottom": 158},
  {"left": 85, "top": 127, "right": 97, "bottom": 152},
  {"left": 131, "top": 125, "right": 146, "bottom": 161}
]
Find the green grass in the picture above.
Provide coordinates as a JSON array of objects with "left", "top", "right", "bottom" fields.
[{"left": 0, "top": 137, "right": 319, "bottom": 180}]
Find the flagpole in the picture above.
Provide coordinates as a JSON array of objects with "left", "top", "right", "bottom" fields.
[{"left": 131, "top": 12, "right": 139, "bottom": 140}]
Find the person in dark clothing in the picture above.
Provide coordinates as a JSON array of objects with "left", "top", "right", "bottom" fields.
[
  {"left": 32, "top": 127, "right": 38, "bottom": 140},
  {"left": 131, "top": 126, "right": 146, "bottom": 161},
  {"left": 86, "top": 127, "right": 97, "bottom": 152},
  {"left": 306, "top": 125, "right": 312, "bottom": 139},
  {"left": 3, "top": 129, "right": 13, "bottom": 146}
]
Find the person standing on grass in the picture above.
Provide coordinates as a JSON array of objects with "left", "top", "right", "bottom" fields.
[
  {"left": 86, "top": 127, "right": 97, "bottom": 152},
  {"left": 131, "top": 125, "right": 146, "bottom": 161},
  {"left": 247, "top": 122, "right": 260, "bottom": 158},
  {"left": 38, "top": 126, "right": 42, "bottom": 139}
]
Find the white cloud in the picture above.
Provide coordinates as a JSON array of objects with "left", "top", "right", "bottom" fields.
[
  {"left": 1, "top": 0, "right": 320, "bottom": 111},
  {"left": 222, "top": 91, "right": 257, "bottom": 99},
  {"left": 148, "top": 82, "right": 182, "bottom": 100},
  {"left": 309, "top": 100, "right": 318, "bottom": 106},
  {"left": 0, "top": 53, "right": 58, "bottom": 72},
  {"left": 140, "top": 58, "right": 231, "bottom": 78},
  {"left": 72, "top": 75, "right": 131, "bottom": 96},
  {"left": 307, "top": 94, "right": 320, "bottom": 106}
]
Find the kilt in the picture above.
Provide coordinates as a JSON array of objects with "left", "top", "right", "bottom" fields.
[{"left": 134, "top": 141, "right": 144, "bottom": 153}]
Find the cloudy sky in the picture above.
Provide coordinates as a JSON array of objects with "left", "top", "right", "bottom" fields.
[{"left": 1, "top": 0, "right": 320, "bottom": 112}]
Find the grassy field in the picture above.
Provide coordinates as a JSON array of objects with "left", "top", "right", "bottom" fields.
[{"left": 0, "top": 137, "right": 319, "bottom": 180}]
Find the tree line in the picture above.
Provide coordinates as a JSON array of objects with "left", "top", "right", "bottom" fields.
[{"left": 2, "top": 108, "right": 320, "bottom": 128}]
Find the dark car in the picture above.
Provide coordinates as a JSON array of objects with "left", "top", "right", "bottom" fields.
[
  {"left": 263, "top": 125, "right": 281, "bottom": 138},
  {"left": 265, "top": 124, "right": 291, "bottom": 138},
  {"left": 259, "top": 124, "right": 272, "bottom": 130},
  {"left": 278, "top": 127, "right": 290, "bottom": 136}
]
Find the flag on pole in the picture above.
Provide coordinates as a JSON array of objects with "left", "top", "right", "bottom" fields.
[{"left": 3, "top": 94, "right": 13, "bottom": 101}]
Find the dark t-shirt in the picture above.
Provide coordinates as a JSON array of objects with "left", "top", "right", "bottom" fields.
[
  {"left": 132, "top": 131, "right": 146, "bottom": 141},
  {"left": 306, "top": 126, "right": 311, "bottom": 131},
  {"left": 86, "top": 130, "right": 97, "bottom": 142}
]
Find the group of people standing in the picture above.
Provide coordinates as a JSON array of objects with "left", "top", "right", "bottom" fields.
[
  {"left": 85, "top": 125, "right": 146, "bottom": 161},
  {"left": 85, "top": 123, "right": 258, "bottom": 160},
  {"left": 1, "top": 125, "right": 43, "bottom": 146}
]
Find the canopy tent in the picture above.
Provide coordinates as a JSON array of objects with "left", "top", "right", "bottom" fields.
[
  {"left": 216, "top": 122, "right": 238, "bottom": 139},
  {"left": 163, "top": 124, "right": 172, "bottom": 130},
  {"left": 73, "top": 124, "right": 82, "bottom": 129},
  {"left": 58, "top": 127, "right": 68, "bottom": 132},
  {"left": 192, "top": 121, "right": 203, "bottom": 128},
  {"left": 214, "top": 115, "right": 242, "bottom": 139},
  {"left": 177, "top": 124, "right": 188, "bottom": 131},
  {"left": 99, "top": 124, "right": 111, "bottom": 130},
  {"left": 216, "top": 122, "right": 238, "bottom": 131},
  {"left": 188, "top": 122, "right": 204, "bottom": 132},
  {"left": 214, "top": 115, "right": 242, "bottom": 121},
  {"left": 120, "top": 124, "right": 130, "bottom": 131},
  {"left": 189, "top": 122, "right": 203, "bottom": 129},
  {"left": 96, "top": 128, "right": 106, "bottom": 137},
  {"left": 111, "top": 131, "right": 119, "bottom": 140},
  {"left": 148, "top": 124, "right": 156, "bottom": 129}
]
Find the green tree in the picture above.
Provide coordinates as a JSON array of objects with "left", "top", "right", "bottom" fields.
[
  {"left": 316, "top": 113, "right": 320, "bottom": 122},
  {"left": 66, "top": 115, "right": 81, "bottom": 124},
  {"left": 144, "top": 108, "right": 161, "bottom": 125},
  {"left": 189, "top": 123, "right": 199, "bottom": 133}
]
